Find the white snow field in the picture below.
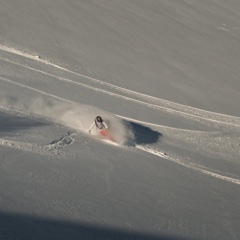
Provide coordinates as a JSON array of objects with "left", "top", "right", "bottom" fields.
[{"left": 0, "top": 1, "right": 240, "bottom": 239}]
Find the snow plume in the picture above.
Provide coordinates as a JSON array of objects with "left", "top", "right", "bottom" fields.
[{"left": 0, "top": 96, "right": 132, "bottom": 145}]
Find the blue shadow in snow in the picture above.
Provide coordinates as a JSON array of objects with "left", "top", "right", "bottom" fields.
[
  {"left": 0, "top": 112, "right": 47, "bottom": 137},
  {"left": 0, "top": 211, "right": 195, "bottom": 240},
  {"left": 124, "top": 120, "right": 163, "bottom": 145}
]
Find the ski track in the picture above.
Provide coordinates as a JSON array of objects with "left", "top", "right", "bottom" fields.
[
  {"left": 2, "top": 104, "right": 240, "bottom": 186},
  {"left": 1, "top": 45, "right": 240, "bottom": 127},
  {"left": 1, "top": 55, "right": 240, "bottom": 128},
  {"left": 1, "top": 45, "right": 240, "bottom": 185},
  {"left": 0, "top": 77, "right": 215, "bottom": 135},
  {"left": 0, "top": 75, "right": 74, "bottom": 103},
  {"left": 1, "top": 106, "right": 239, "bottom": 185},
  {"left": 136, "top": 145, "right": 240, "bottom": 186},
  {"left": 0, "top": 131, "right": 76, "bottom": 158},
  {"left": 0, "top": 44, "right": 239, "bottom": 122}
]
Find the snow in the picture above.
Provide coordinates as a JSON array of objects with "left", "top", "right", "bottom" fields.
[{"left": 0, "top": 0, "right": 240, "bottom": 239}]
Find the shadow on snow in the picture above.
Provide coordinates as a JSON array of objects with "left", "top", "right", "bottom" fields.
[
  {"left": 0, "top": 211, "right": 195, "bottom": 240},
  {"left": 125, "top": 120, "right": 163, "bottom": 145},
  {"left": 0, "top": 111, "right": 47, "bottom": 137}
]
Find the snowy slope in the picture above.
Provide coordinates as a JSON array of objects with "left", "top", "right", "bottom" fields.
[{"left": 0, "top": 1, "right": 240, "bottom": 240}]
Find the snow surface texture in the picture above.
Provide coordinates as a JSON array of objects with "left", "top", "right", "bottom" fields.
[{"left": 0, "top": 1, "right": 240, "bottom": 240}]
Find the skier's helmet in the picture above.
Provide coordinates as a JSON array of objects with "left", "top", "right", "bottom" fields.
[{"left": 96, "top": 116, "right": 103, "bottom": 122}]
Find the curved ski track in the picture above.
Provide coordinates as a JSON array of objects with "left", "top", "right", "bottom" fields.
[
  {"left": 0, "top": 105, "right": 77, "bottom": 158},
  {"left": 1, "top": 45, "right": 240, "bottom": 185},
  {"left": 0, "top": 117, "right": 76, "bottom": 158}
]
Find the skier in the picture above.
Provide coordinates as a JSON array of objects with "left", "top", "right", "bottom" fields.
[{"left": 88, "top": 116, "right": 115, "bottom": 141}]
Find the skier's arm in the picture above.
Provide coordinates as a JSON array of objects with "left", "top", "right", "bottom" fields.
[
  {"left": 88, "top": 122, "right": 95, "bottom": 133},
  {"left": 103, "top": 121, "right": 108, "bottom": 130}
]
